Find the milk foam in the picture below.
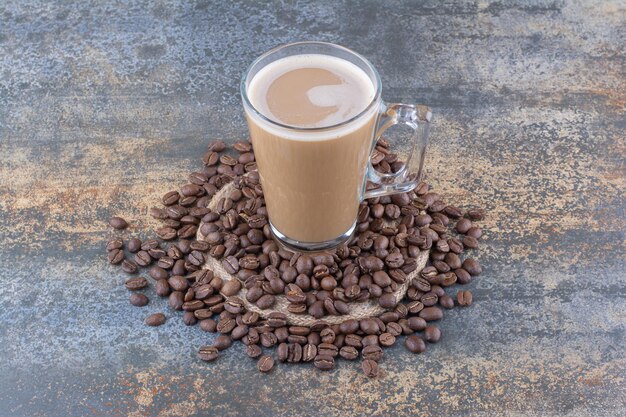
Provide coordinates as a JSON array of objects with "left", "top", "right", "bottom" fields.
[{"left": 247, "top": 54, "right": 378, "bottom": 141}]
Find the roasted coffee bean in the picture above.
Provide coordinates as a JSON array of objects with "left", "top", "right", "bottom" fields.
[
  {"left": 379, "top": 332, "right": 396, "bottom": 347},
  {"left": 444, "top": 252, "right": 462, "bottom": 269},
  {"left": 443, "top": 205, "right": 463, "bottom": 218},
  {"left": 200, "top": 318, "right": 217, "bottom": 332},
  {"left": 287, "top": 343, "right": 303, "bottom": 363},
  {"left": 302, "top": 344, "right": 317, "bottom": 362},
  {"left": 145, "top": 313, "right": 166, "bottom": 326},
  {"left": 362, "top": 359, "right": 379, "bottom": 377},
  {"left": 108, "top": 249, "right": 124, "bottom": 264},
  {"left": 222, "top": 256, "right": 239, "bottom": 274},
  {"left": 216, "top": 317, "right": 236, "bottom": 334},
  {"left": 448, "top": 237, "right": 464, "bottom": 253},
  {"left": 106, "top": 237, "right": 124, "bottom": 251},
  {"left": 462, "top": 235, "right": 479, "bottom": 249},
  {"left": 457, "top": 290, "right": 473, "bottom": 306},
  {"left": 168, "top": 275, "right": 188, "bottom": 292},
  {"left": 130, "top": 293, "right": 149, "bottom": 307},
  {"left": 462, "top": 258, "right": 482, "bottom": 275},
  {"left": 182, "top": 311, "right": 197, "bottom": 326},
  {"left": 378, "top": 293, "right": 397, "bottom": 309},
  {"left": 162, "top": 191, "right": 180, "bottom": 206},
  {"left": 267, "top": 312, "right": 287, "bottom": 328},
  {"left": 439, "top": 294, "right": 455, "bottom": 309},
  {"left": 246, "top": 344, "right": 262, "bottom": 358},
  {"left": 220, "top": 280, "right": 241, "bottom": 297},
  {"left": 133, "top": 250, "right": 151, "bottom": 267},
  {"left": 197, "top": 345, "right": 219, "bottom": 361},
  {"left": 156, "top": 227, "right": 177, "bottom": 240},
  {"left": 339, "top": 319, "right": 359, "bottom": 334},
  {"left": 318, "top": 343, "right": 339, "bottom": 357},
  {"left": 466, "top": 227, "right": 482, "bottom": 239},
  {"left": 314, "top": 354, "right": 334, "bottom": 370},
  {"left": 419, "top": 306, "right": 443, "bottom": 321},
  {"left": 256, "top": 294, "right": 276, "bottom": 309},
  {"left": 405, "top": 335, "right": 426, "bottom": 353},
  {"left": 260, "top": 332, "right": 278, "bottom": 348},
  {"left": 207, "top": 139, "right": 226, "bottom": 152},
  {"left": 421, "top": 292, "right": 438, "bottom": 306},
  {"left": 386, "top": 322, "right": 402, "bottom": 337},
  {"left": 407, "top": 316, "right": 427, "bottom": 331},
  {"left": 407, "top": 300, "right": 424, "bottom": 314},
  {"left": 424, "top": 325, "right": 441, "bottom": 342},
  {"left": 441, "top": 272, "right": 457, "bottom": 287},
  {"left": 109, "top": 216, "right": 128, "bottom": 230},
  {"left": 277, "top": 342, "right": 289, "bottom": 362},
  {"left": 214, "top": 334, "right": 232, "bottom": 350},
  {"left": 125, "top": 276, "right": 148, "bottom": 291},
  {"left": 157, "top": 256, "right": 175, "bottom": 269},
  {"left": 339, "top": 346, "right": 359, "bottom": 360},
  {"left": 455, "top": 268, "right": 472, "bottom": 284},
  {"left": 359, "top": 318, "right": 379, "bottom": 335},
  {"left": 362, "top": 345, "right": 383, "bottom": 361},
  {"left": 121, "top": 259, "right": 138, "bottom": 274},
  {"left": 257, "top": 355, "right": 274, "bottom": 373},
  {"left": 456, "top": 218, "right": 472, "bottom": 234},
  {"left": 168, "top": 291, "right": 184, "bottom": 310},
  {"left": 155, "top": 279, "right": 170, "bottom": 297}
]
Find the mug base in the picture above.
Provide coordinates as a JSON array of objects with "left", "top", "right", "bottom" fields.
[{"left": 269, "top": 221, "right": 356, "bottom": 253}]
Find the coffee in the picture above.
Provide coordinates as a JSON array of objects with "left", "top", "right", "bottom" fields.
[{"left": 245, "top": 54, "right": 378, "bottom": 243}]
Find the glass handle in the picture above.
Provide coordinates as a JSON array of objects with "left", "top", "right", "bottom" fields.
[{"left": 363, "top": 103, "right": 432, "bottom": 199}]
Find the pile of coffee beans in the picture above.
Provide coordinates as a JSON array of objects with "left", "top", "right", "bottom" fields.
[{"left": 106, "top": 139, "right": 484, "bottom": 376}]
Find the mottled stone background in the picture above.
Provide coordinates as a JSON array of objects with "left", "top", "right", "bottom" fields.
[{"left": 0, "top": 0, "right": 624, "bottom": 416}]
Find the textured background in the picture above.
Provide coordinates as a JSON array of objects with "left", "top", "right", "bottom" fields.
[{"left": 1, "top": 0, "right": 625, "bottom": 416}]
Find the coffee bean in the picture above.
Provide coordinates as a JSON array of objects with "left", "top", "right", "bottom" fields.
[
  {"left": 155, "top": 279, "right": 170, "bottom": 297},
  {"left": 267, "top": 312, "right": 287, "bottom": 328},
  {"left": 462, "top": 258, "right": 482, "bottom": 275},
  {"left": 339, "top": 346, "right": 359, "bottom": 360},
  {"left": 455, "top": 268, "right": 472, "bottom": 284},
  {"left": 169, "top": 291, "right": 184, "bottom": 310},
  {"left": 362, "top": 345, "right": 383, "bottom": 361},
  {"left": 462, "top": 236, "right": 479, "bottom": 249},
  {"left": 156, "top": 227, "right": 177, "bottom": 241},
  {"left": 145, "top": 313, "right": 166, "bottom": 326},
  {"left": 257, "top": 355, "right": 274, "bottom": 373},
  {"left": 198, "top": 345, "right": 219, "bottom": 361},
  {"left": 108, "top": 249, "right": 124, "bottom": 264},
  {"left": 121, "top": 259, "right": 138, "bottom": 274},
  {"left": 424, "top": 325, "right": 441, "bottom": 342},
  {"left": 407, "top": 316, "right": 427, "bottom": 331},
  {"left": 130, "top": 293, "right": 149, "bottom": 307},
  {"left": 222, "top": 256, "right": 239, "bottom": 274},
  {"left": 456, "top": 218, "right": 472, "bottom": 234},
  {"left": 125, "top": 276, "right": 148, "bottom": 291},
  {"left": 457, "top": 290, "right": 473, "bottom": 306},
  {"left": 439, "top": 294, "right": 455, "bottom": 309},
  {"left": 314, "top": 354, "right": 335, "bottom": 370},
  {"left": 379, "top": 332, "right": 396, "bottom": 347},
  {"left": 419, "top": 306, "right": 443, "bottom": 321},
  {"left": 106, "top": 237, "right": 123, "bottom": 251},
  {"left": 245, "top": 344, "right": 262, "bottom": 358},
  {"left": 362, "top": 359, "right": 379, "bottom": 377},
  {"left": 466, "top": 226, "right": 482, "bottom": 239},
  {"left": 214, "top": 334, "right": 232, "bottom": 350},
  {"left": 407, "top": 300, "right": 424, "bottom": 314},
  {"left": 378, "top": 293, "right": 397, "bottom": 309},
  {"left": 405, "top": 335, "right": 426, "bottom": 353},
  {"left": 359, "top": 318, "right": 379, "bottom": 335},
  {"left": 134, "top": 250, "right": 152, "bottom": 267},
  {"left": 150, "top": 207, "right": 168, "bottom": 219},
  {"left": 444, "top": 252, "right": 462, "bottom": 269},
  {"left": 220, "top": 280, "right": 241, "bottom": 296},
  {"left": 109, "top": 216, "right": 128, "bottom": 230}
]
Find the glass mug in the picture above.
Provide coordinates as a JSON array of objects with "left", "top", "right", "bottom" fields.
[{"left": 241, "top": 41, "right": 431, "bottom": 251}]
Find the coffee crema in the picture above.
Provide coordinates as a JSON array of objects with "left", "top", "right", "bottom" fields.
[{"left": 245, "top": 54, "right": 379, "bottom": 243}]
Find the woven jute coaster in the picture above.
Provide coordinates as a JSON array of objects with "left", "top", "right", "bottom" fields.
[{"left": 196, "top": 180, "right": 429, "bottom": 326}]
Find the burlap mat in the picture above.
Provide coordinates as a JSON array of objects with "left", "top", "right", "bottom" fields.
[{"left": 196, "top": 181, "right": 429, "bottom": 326}]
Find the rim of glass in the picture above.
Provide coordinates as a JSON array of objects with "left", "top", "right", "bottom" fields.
[{"left": 240, "top": 41, "right": 383, "bottom": 132}]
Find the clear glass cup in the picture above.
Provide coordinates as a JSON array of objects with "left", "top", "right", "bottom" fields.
[{"left": 241, "top": 41, "right": 431, "bottom": 252}]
